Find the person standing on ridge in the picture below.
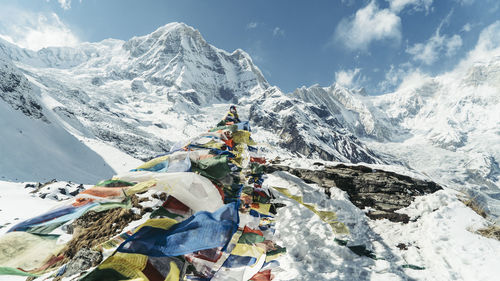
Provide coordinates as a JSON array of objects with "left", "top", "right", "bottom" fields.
[{"left": 223, "top": 105, "right": 241, "bottom": 124}]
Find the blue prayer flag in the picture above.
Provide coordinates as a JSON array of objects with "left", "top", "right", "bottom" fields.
[{"left": 117, "top": 201, "right": 240, "bottom": 257}]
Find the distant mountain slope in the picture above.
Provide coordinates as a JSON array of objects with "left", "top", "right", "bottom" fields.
[
  {"left": 291, "top": 57, "right": 500, "bottom": 220},
  {"left": 0, "top": 56, "right": 115, "bottom": 183},
  {"left": 0, "top": 22, "right": 381, "bottom": 167}
]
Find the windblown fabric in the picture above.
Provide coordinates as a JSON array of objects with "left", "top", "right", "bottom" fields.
[
  {"left": 0, "top": 119, "right": 290, "bottom": 280},
  {"left": 9, "top": 199, "right": 131, "bottom": 235},
  {"left": 191, "top": 155, "right": 231, "bottom": 180},
  {"left": 273, "top": 186, "right": 349, "bottom": 234},
  {"left": 232, "top": 130, "right": 255, "bottom": 145},
  {"left": 96, "top": 179, "right": 135, "bottom": 187},
  {"left": 8, "top": 203, "right": 93, "bottom": 233},
  {"left": 212, "top": 247, "right": 266, "bottom": 281},
  {"left": 81, "top": 252, "right": 185, "bottom": 281},
  {"left": 132, "top": 151, "right": 192, "bottom": 173},
  {"left": 117, "top": 202, "right": 240, "bottom": 257},
  {"left": 0, "top": 232, "right": 63, "bottom": 274},
  {"left": 235, "top": 121, "right": 251, "bottom": 132},
  {"left": 115, "top": 171, "right": 224, "bottom": 213}
]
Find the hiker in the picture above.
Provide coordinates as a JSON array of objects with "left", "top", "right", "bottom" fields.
[
  {"left": 218, "top": 105, "right": 241, "bottom": 126},
  {"left": 224, "top": 105, "right": 241, "bottom": 123}
]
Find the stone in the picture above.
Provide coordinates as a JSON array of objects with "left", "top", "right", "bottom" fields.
[
  {"left": 265, "top": 163, "right": 442, "bottom": 223},
  {"left": 63, "top": 247, "right": 102, "bottom": 277}
]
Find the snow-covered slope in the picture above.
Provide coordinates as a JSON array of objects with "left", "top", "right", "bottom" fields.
[
  {"left": 292, "top": 57, "right": 500, "bottom": 220},
  {"left": 0, "top": 56, "right": 117, "bottom": 183},
  {"left": 0, "top": 22, "right": 381, "bottom": 177}
]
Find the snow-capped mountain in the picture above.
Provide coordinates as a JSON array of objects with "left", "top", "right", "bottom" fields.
[
  {"left": 291, "top": 58, "right": 500, "bottom": 220},
  {"left": 248, "top": 86, "right": 381, "bottom": 163},
  {"left": 0, "top": 21, "right": 499, "bottom": 220},
  {"left": 0, "top": 22, "right": 381, "bottom": 182}
]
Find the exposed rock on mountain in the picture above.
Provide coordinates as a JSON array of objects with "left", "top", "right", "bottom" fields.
[
  {"left": 265, "top": 163, "right": 442, "bottom": 223},
  {"left": 249, "top": 87, "right": 383, "bottom": 164},
  {"left": 0, "top": 57, "right": 48, "bottom": 122}
]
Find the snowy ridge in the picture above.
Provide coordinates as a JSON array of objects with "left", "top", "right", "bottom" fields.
[{"left": 249, "top": 86, "right": 382, "bottom": 164}]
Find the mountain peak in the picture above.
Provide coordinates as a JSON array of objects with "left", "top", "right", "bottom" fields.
[{"left": 150, "top": 22, "right": 202, "bottom": 40}]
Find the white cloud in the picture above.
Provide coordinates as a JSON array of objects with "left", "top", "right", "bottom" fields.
[
  {"left": 341, "top": 0, "right": 356, "bottom": 6},
  {"left": 57, "top": 0, "right": 72, "bottom": 10},
  {"left": 246, "top": 22, "right": 258, "bottom": 29},
  {"left": 334, "top": 1, "right": 402, "bottom": 51},
  {"left": 335, "top": 68, "right": 362, "bottom": 87},
  {"left": 273, "top": 27, "right": 285, "bottom": 37},
  {"left": 445, "top": 34, "right": 462, "bottom": 56},
  {"left": 377, "top": 62, "right": 412, "bottom": 92},
  {"left": 406, "top": 13, "right": 462, "bottom": 65},
  {"left": 461, "top": 23, "right": 472, "bottom": 32},
  {"left": 407, "top": 33, "right": 462, "bottom": 64},
  {"left": 458, "top": 21, "right": 500, "bottom": 68},
  {"left": 379, "top": 63, "right": 431, "bottom": 93},
  {"left": 380, "top": 21, "right": 500, "bottom": 93},
  {"left": 387, "top": 0, "right": 434, "bottom": 13},
  {"left": 0, "top": 8, "right": 80, "bottom": 50},
  {"left": 455, "top": 0, "right": 475, "bottom": 5},
  {"left": 396, "top": 69, "right": 431, "bottom": 91}
]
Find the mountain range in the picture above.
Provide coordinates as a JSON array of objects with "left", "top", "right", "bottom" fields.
[{"left": 0, "top": 22, "right": 499, "bottom": 221}]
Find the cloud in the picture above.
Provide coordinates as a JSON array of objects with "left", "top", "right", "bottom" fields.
[
  {"left": 458, "top": 21, "right": 500, "bottom": 68},
  {"left": 57, "top": 0, "right": 72, "bottom": 10},
  {"left": 387, "top": 0, "right": 433, "bottom": 14},
  {"left": 445, "top": 35, "right": 462, "bottom": 56},
  {"left": 406, "top": 12, "right": 462, "bottom": 65},
  {"left": 335, "top": 68, "right": 362, "bottom": 87},
  {"left": 377, "top": 63, "right": 411, "bottom": 91},
  {"left": 0, "top": 8, "right": 80, "bottom": 50},
  {"left": 246, "top": 22, "right": 258, "bottom": 29},
  {"left": 380, "top": 21, "right": 500, "bottom": 93},
  {"left": 273, "top": 27, "right": 285, "bottom": 37},
  {"left": 395, "top": 69, "right": 431, "bottom": 91},
  {"left": 341, "top": 0, "right": 356, "bottom": 6},
  {"left": 334, "top": 1, "right": 402, "bottom": 51},
  {"left": 461, "top": 23, "right": 472, "bottom": 32},
  {"left": 407, "top": 34, "right": 462, "bottom": 65},
  {"left": 455, "top": 0, "right": 475, "bottom": 5},
  {"left": 388, "top": 0, "right": 434, "bottom": 13}
]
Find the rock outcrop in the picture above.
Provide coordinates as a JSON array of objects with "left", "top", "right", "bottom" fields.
[{"left": 265, "top": 163, "right": 442, "bottom": 223}]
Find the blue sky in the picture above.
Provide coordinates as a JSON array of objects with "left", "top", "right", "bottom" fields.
[{"left": 0, "top": 0, "right": 499, "bottom": 94}]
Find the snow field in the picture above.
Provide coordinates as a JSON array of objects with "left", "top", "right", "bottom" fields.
[{"left": 266, "top": 171, "right": 500, "bottom": 281}]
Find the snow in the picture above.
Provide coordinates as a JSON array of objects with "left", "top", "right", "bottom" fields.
[
  {"left": 79, "top": 136, "right": 143, "bottom": 174},
  {"left": 0, "top": 98, "right": 116, "bottom": 184},
  {"left": 266, "top": 170, "right": 500, "bottom": 281},
  {"left": 0, "top": 181, "right": 60, "bottom": 236}
]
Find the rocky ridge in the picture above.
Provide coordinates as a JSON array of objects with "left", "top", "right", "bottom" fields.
[{"left": 265, "top": 162, "right": 442, "bottom": 223}]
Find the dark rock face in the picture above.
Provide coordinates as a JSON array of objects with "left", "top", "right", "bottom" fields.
[
  {"left": 265, "top": 163, "right": 442, "bottom": 223},
  {"left": 0, "top": 59, "right": 49, "bottom": 122},
  {"left": 248, "top": 89, "right": 382, "bottom": 164},
  {"left": 63, "top": 247, "right": 102, "bottom": 277}
]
